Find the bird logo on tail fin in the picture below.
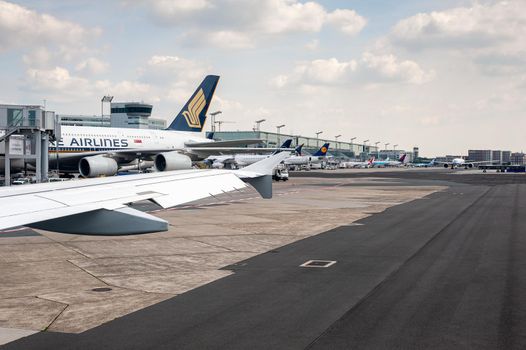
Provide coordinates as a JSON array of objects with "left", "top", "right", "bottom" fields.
[{"left": 182, "top": 88, "right": 206, "bottom": 128}]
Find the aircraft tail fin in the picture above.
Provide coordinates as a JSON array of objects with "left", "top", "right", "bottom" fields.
[
  {"left": 312, "top": 143, "right": 330, "bottom": 157},
  {"left": 399, "top": 153, "right": 407, "bottom": 163},
  {"left": 207, "top": 132, "right": 215, "bottom": 140},
  {"left": 167, "top": 75, "right": 220, "bottom": 132},
  {"left": 295, "top": 143, "right": 304, "bottom": 156},
  {"left": 272, "top": 139, "right": 292, "bottom": 155}
]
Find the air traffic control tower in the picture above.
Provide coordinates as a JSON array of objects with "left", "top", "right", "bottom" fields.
[
  {"left": 110, "top": 102, "right": 155, "bottom": 129},
  {"left": 0, "top": 104, "right": 60, "bottom": 185}
]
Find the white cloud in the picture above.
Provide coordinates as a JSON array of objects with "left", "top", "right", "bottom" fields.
[
  {"left": 23, "top": 66, "right": 156, "bottom": 104},
  {"left": 22, "top": 47, "right": 53, "bottom": 68},
  {"left": 296, "top": 58, "right": 358, "bottom": 84},
  {"left": 389, "top": 1, "right": 526, "bottom": 74},
  {"left": 361, "top": 52, "right": 435, "bottom": 85},
  {"left": 269, "top": 74, "right": 289, "bottom": 89},
  {"left": 129, "top": 0, "right": 366, "bottom": 48},
  {"left": 327, "top": 9, "right": 367, "bottom": 36},
  {"left": 149, "top": 0, "right": 212, "bottom": 21},
  {"left": 0, "top": 0, "right": 100, "bottom": 53},
  {"left": 76, "top": 57, "right": 109, "bottom": 75},
  {"left": 274, "top": 53, "right": 433, "bottom": 88},
  {"left": 98, "top": 80, "right": 156, "bottom": 102},
  {"left": 24, "top": 67, "right": 92, "bottom": 98},
  {"left": 141, "top": 55, "right": 211, "bottom": 85},
  {"left": 206, "top": 31, "right": 254, "bottom": 49},
  {"left": 391, "top": 2, "right": 523, "bottom": 48},
  {"left": 255, "top": 0, "right": 326, "bottom": 34}
]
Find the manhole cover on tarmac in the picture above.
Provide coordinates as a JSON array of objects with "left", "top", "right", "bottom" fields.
[
  {"left": 92, "top": 287, "right": 112, "bottom": 292},
  {"left": 300, "top": 260, "right": 337, "bottom": 268}
]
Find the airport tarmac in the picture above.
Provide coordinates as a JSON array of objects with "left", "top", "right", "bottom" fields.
[{"left": 2, "top": 168, "right": 526, "bottom": 349}]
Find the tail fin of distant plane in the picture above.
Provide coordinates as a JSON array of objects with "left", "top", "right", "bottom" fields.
[
  {"left": 207, "top": 132, "right": 215, "bottom": 140},
  {"left": 312, "top": 143, "right": 330, "bottom": 157},
  {"left": 271, "top": 139, "right": 292, "bottom": 155},
  {"left": 295, "top": 143, "right": 304, "bottom": 156},
  {"left": 399, "top": 153, "right": 407, "bottom": 163},
  {"left": 167, "top": 75, "right": 220, "bottom": 132}
]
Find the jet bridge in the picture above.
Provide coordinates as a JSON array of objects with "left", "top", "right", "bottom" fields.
[{"left": 0, "top": 105, "right": 60, "bottom": 186}]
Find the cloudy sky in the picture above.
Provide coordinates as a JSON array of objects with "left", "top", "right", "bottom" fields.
[{"left": 1, "top": 0, "right": 525, "bottom": 156}]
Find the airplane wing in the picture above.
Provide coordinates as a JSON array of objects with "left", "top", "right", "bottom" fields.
[{"left": 0, "top": 153, "right": 289, "bottom": 235}]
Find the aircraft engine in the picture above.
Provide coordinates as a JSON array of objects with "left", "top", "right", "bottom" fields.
[
  {"left": 79, "top": 156, "right": 118, "bottom": 178},
  {"left": 0, "top": 157, "right": 24, "bottom": 173},
  {"left": 468, "top": 163, "right": 473, "bottom": 168},
  {"left": 443, "top": 164, "right": 449, "bottom": 168},
  {"left": 211, "top": 161, "right": 225, "bottom": 169},
  {"left": 154, "top": 152, "right": 192, "bottom": 172}
]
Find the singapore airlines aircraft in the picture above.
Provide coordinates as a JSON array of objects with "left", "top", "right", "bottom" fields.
[
  {"left": 0, "top": 152, "right": 289, "bottom": 235},
  {"left": 49, "top": 75, "right": 276, "bottom": 177}
]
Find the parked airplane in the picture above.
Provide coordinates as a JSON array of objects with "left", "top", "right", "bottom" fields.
[
  {"left": 340, "top": 158, "right": 374, "bottom": 168},
  {"left": 370, "top": 154, "right": 407, "bottom": 167},
  {"left": 413, "top": 159, "right": 436, "bottom": 167},
  {"left": 0, "top": 152, "right": 289, "bottom": 235},
  {"left": 47, "top": 75, "right": 279, "bottom": 177},
  {"left": 284, "top": 143, "right": 330, "bottom": 167},
  {"left": 435, "top": 158, "right": 494, "bottom": 169},
  {"left": 205, "top": 139, "right": 293, "bottom": 169}
]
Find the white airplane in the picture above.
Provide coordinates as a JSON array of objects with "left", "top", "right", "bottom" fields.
[
  {"left": 435, "top": 158, "right": 494, "bottom": 169},
  {"left": 0, "top": 152, "right": 289, "bottom": 235},
  {"left": 47, "top": 75, "right": 278, "bottom": 177},
  {"left": 284, "top": 143, "right": 330, "bottom": 168},
  {"left": 340, "top": 158, "right": 374, "bottom": 168},
  {"left": 205, "top": 139, "right": 293, "bottom": 169}
]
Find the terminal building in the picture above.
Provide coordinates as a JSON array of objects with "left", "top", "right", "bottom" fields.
[
  {"left": 58, "top": 102, "right": 166, "bottom": 130},
  {"left": 511, "top": 152, "right": 526, "bottom": 165},
  {"left": 468, "top": 149, "right": 511, "bottom": 163},
  {"left": 208, "top": 131, "right": 378, "bottom": 159}
]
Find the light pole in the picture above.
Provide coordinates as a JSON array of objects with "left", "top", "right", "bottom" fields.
[
  {"left": 315, "top": 131, "right": 323, "bottom": 148},
  {"left": 375, "top": 141, "right": 380, "bottom": 158},
  {"left": 210, "top": 111, "right": 222, "bottom": 132},
  {"left": 101, "top": 95, "right": 113, "bottom": 126},
  {"left": 385, "top": 143, "right": 390, "bottom": 158},
  {"left": 335, "top": 134, "right": 341, "bottom": 151},
  {"left": 350, "top": 137, "right": 356, "bottom": 156},
  {"left": 255, "top": 119, "right": 266, "bottom": 132},
  {"left": 363, "top": 139, "right": 369, "bottom": 160},
  {"left": 393, "top": 144, "right": 398, "bottom": 151},
  {"left": 276, "top": 124, "right": 285, "bottom": 145}
]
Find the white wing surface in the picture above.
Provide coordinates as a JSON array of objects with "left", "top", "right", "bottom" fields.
[
  {"left": 0, "top": 152, "right": 289, "bottom": 235},
  {"left": 0, "top": 170, "right": 245, "bottom": 235}
]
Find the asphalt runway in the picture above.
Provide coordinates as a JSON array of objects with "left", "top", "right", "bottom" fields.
[{"left": 4, "top": 170, "right": 526, "bottom": 349}]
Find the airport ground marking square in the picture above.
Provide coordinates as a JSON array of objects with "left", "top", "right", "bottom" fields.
[{"left": 300, "top": 260, "right": 337, "bottom": 268}]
